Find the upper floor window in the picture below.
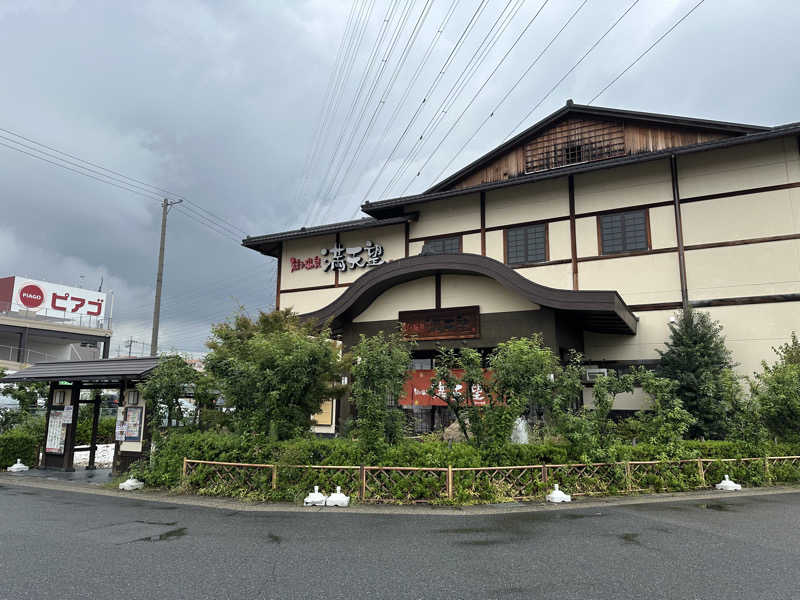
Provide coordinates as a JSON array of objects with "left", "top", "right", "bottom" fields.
[
  {"left": 598, "top": 209, "right": 649, "bottom": 255},
  {"left": 506, "top": 223, "right": 547, "bottom": 265},
  {"left": 421, "top": 236, "right": 460, "bottom": 255}
]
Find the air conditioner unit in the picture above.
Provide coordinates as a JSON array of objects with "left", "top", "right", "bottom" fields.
[{"left": 584, "top": 368, "right": 608, "bottom": 382}]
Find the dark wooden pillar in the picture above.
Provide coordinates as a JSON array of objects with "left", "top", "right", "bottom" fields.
[
  {"left": 87, "top": 391, "right": 100, "bottom": 470},
  {"left": 16, "top": 328, "right": 29, "bottom": 363},
  {"left": 112, "top": 380, "right": 125, "bottom": 476},
  {"left": 40, "top": 382, "right": 55, "bottom": 468},
  {"left": 102, "top": 337, "right": 111, "bottom": 359},
  {"left": 62, "top": 381, "right": 81, "bottom": 472},
  {"left": 568, "top": 175, "right": 579, "bottom": 290},
  {"left": 670, "top": 155, "right": 689, "bottom": 309}
]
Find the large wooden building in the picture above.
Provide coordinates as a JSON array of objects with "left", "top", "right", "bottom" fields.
[{"left": 244, "top": 102, "right": 800, "bottom": 429}]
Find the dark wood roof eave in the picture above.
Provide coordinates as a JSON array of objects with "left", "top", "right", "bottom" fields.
[
  {"left": 300, "top": 253, "right": 638, "bottom": 335},
  {"left": 361, "top": 123, "right": 800, "bottom": 218},
  {"left": 423, "top": 103, "right": 770, "bottom": 195},
  {"left": 242, "top": 214, "right": 418, "bottom": 258},
  {"left": 0, "top": 357, "right": 162, "bottom": 383}
]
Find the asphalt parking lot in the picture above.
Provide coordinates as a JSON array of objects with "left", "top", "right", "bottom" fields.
[{"left": 1, "top": 478, "right": 799, "bottom": 599}]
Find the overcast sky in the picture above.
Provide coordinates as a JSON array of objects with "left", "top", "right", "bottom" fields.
[{"left": 1, "top": 0, "right": 798, "bottom": 355}]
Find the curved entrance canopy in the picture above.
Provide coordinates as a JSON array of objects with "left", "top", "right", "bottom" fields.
[{"left": 303, "top": 254, "right": 637, "bottom": 335}]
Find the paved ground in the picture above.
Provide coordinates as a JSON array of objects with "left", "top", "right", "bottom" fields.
[{"left": 1, "top": 477, "right": 799, "bottom": 599}]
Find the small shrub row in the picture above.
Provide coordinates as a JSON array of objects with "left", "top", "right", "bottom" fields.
[{"left": 0, "top": 429, "right": 38, "bottom": 469}]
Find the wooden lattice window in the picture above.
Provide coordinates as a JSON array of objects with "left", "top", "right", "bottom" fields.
[
  {"left": 506, "top": 224, "right": 547, "bottom": 265},
  {"left": 524, "top": 119, "right": 625, "bottom": 172},
  {"left": 598, "top": 210, "right": 649, "bottom": 255},
  {"left": 421, "top": 236, "right": 461, "bottom": 255}
]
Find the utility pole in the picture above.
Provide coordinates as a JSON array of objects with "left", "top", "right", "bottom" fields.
[{"left": 150, "top": 197, "right": 182, "bottom": 356}]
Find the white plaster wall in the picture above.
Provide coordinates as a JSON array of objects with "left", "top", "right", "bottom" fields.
[
  {"left": 649, "top": 205, "right": 678, "bottom": 249},
  {"left": 280, "top": 287, "right": 346, "bottom": 315},
  {"left": 408, "top": 240, "right": 424, "bottom": 256},
  {"left": 703, "top": 302, "right": 800, "bottom": 376},
  {"left": 584, "top": 309, "right": 675, "bottom": 362},
  {"left": 462, "top": 233, "right": 482, "bottom": 255},
  {"left": 339, "top": 224, "right": 405, "bottom": 284},
  {"left": 516, "top": 263, "right": 573, "bottom": 290},
  {"left": 485, "top": 230, "right": 504, "bottom": 262},
  {"left": 548, "top": 220, "right": 572, "bottom": 261},
  {"left": 575, "top": 217, "right": 598, "bottom": 258},
  {"left": 484, "top": 177, "right": 568, "bottom": 227},
  {"left": 681, "top": 189, "right": 800, "bottom": 246},
  {"left": 685, "top": 239, "right": 800, "bottom": 300},
  {"left": 440, "top": 275, "right": 539, "bottom": 313},
  {"left": 408, "top": 194, "right": 480, "bottom": 238},
  {"left": 281, "top": 234, "right": 336, "bottom": 289},
  {"left": 353, "top": 277, "right": 436, "bottom": 322},
  {"left": 579, "top": 252, "right": 682, "bottom": 305},
  {"left": 677, "top": 139, "right": 792, "bottom": 198},
  {"left": 574, "top": 159, "right": 672, "bottom": 214}
]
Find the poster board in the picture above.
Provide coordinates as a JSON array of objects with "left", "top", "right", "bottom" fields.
[
  {"left": 45, "top": 410, "right": 66, "bottom": 454},
  {"left": 117, "top": 404, "right": 145, "bottom": 453}
]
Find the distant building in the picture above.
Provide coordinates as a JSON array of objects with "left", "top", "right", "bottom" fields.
[
  {"left": 0, "top": 276, "right": 113, "bottom": 372},
  {"left": 244, "top": 102, "right": 800, "bottom": 430}
]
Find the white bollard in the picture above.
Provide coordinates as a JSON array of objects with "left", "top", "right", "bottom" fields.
[
  {"left": 325, "top": 486, "right": 350, "bottom": 507},
  {"left": 715, "top": 474, "right": 742, "bottom": 491},
  {"left": 7, "top": 459, "right": 29, "bottom": 473},
  {"left": 546, "top": 483, "right": 572, "bottom": 503},
  {"left": 303, "top": 485, "right": 327, "bottom": 506}
]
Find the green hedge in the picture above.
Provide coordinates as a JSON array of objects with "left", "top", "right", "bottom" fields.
[
  {"left": 0, "top": 429, "right": 38, "bottom": 470},
  {"left": 126, "top": 431, "right": 800, "bottom": 503}
]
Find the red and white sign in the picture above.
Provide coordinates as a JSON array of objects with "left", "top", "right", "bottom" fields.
[
  {"left": 400, "top": 369, "right": 491, "bottom": 407},
  {"left": 0, "top": 276, "right": 108, "bottom": 321}
]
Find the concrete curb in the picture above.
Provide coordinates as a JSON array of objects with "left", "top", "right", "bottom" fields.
[{"left": 3, "top": 472, "right": 800, "bottom": 516}]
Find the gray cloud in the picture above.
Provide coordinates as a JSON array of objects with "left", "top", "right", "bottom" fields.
[{"left": 1, "top": 0, "right": 798, "bottom": 353}]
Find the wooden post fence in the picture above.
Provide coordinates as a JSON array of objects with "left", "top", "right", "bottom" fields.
[
  {"left": 625, "top": 461, "right": 632, "bottom": 492},
  {"left": 359, "top": 464, "right": 366, "bottom": 501},
  {"left": 697, "top": 458, "right": 705, "bottom": 486},
  {"left": 447, "top": 464, "right": 453, "bottom": 500},
  {"left": 272, "top": 464, "right": 277, "bottom": 490},
  {"left": 182, "top": 457, "right": 187, "bottom": 479}
]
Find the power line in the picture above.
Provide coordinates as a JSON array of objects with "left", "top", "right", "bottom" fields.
[
  {"left": 315, "top": 0, "right": 418, "bottom": 224},
  {"left": 0, "top": 133, "right": 245, "bottom": 243},
  {"left": 353, "top": 0, "right": 462, "bottom": 209},
  {"left": 295, "top": 0, "right": 369, "bottom": 213},
  {"left": 588, "top": 0, "right": 707, "bottom": 104},
  {"left": 0, "top": 126, "right": 248, "bottom": 237},
  {"left": 406, "top": 0, "right": 557, "bottom": 193},
  {"left": 377, "top": 0, "right": 521, "bottom": 200},
  {"left": 425, "top": 0, "right": 587, "bottom": 187},
  {"left": 321, "top": 0, "right": 435, "bottom": 221},
  {"left": 504, "top": 0, "right": 642, "bottom": 141},
  {"left": 304, "top": 0, "right": 402, "bottom": 225}
]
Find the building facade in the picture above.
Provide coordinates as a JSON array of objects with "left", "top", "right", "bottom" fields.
[
  {"left": 244, "top": 103, "right": 800, "bottom": 428},
  {"left": 0, "top": 276, "right": 112, "bottom": 373}
]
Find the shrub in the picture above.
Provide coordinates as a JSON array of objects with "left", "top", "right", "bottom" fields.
[{"left": 0, "top": 429, "right": 38, "bottom": 469}]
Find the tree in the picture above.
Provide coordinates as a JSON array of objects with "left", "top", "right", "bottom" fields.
[
  {"left": 137, "top": 355, "right": 198, "bottom": 435},
  {"left": 205, "top": 309, "right": 344, "bottom": 440},
  {"left": 0, "top": 368, "right": 48, "bottom": 414},
  {"left": 350, "top": 332, "right": 412, "bottom": 453},
  {"left": 751, "top": 333, "right": 800, "bottom": 441},
  {"left": 429, "top": 336, "right": 583, "bottom": 448},
  {"left": 632, "top": 368, "right": 695, "bottom": 451},
  {"left": 658, "top": 308, "right": 735, "bottom": 439}
]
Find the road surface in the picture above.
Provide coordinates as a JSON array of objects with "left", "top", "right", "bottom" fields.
[{"left": 1, "top": 480, "right": 798, "bottom": 599}]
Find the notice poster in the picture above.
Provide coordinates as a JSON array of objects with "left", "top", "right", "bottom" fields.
[
  {"left": 61, "top": 405, "right": 73, "bottom": 423},
  {"left": 123, "top": 407, "right": 143, "bottom": 442},
  {"left": 115, "top": 407, "right": 126, "bottom": 441},
  {"left": 45, "top": 411, "right": 66, "bottom": 454}
]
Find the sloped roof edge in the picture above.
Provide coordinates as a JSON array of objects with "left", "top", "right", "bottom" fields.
[
  {"left": 300, "top": 253, "right": 638, "bottom": 335},
  {"left": 424, "top": 102, "right": 769, "bottom": 195},
  {"left": 361, "top": 121, "right": 800, "bottom": 218}
]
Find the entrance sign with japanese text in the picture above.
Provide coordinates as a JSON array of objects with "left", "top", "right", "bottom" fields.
[
  {"left": 289, "top": 241, "right": 385, "bottom": 274},
  {"left": 399, "top": 306, "right": 480, "bottom": 341},
  {"left": 1, "top": 275, "right": 108, "bottom": 324}
]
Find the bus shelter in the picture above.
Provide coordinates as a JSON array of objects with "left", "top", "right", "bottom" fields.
[{"left": 1, "top": 357, "right": 161, "bottom": 474}]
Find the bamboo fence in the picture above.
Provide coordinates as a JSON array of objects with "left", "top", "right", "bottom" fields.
[{"left": 181, "top": 455, "right": 800, "bottom": 504}]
